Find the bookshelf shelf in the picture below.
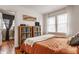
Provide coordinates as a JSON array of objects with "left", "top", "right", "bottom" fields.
[
  {"left": 33, "top": 26, "right": 41, "bottom": 37},
  {"left": 18, "top": 26, "right": 33, "bottom": 47},
  {"left": 18, "top": 26, "right": 41, "bottom": 47}
]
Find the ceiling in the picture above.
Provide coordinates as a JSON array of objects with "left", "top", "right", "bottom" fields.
[{"left": 21, "top": 5, "right": 66, "bottom": 14}]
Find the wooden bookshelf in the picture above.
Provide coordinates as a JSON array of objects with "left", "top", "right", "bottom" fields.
[
  {"left": 32, "top": 26, "right": 41, "bottom": 37},
  {"left": 18, "top": 26, "right": 41, "bottom": 47},
  {"left": 18, "top": 26, "right": 33, "bottom": 47}
]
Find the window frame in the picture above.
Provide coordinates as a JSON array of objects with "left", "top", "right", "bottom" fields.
[
  {"left": 46, "top": 16, "right": 56, "bottom": 33},
  {"left": 46, "top": 12, "right": 68, "bottom": 34}
]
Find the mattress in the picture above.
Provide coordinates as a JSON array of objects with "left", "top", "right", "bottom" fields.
[{"left": 20, "top": 37, "right": 78, "bottom": 54}]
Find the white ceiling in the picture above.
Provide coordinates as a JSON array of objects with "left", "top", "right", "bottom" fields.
[{"left": 21, "top": 5, "right": 66, "bottom": 14}]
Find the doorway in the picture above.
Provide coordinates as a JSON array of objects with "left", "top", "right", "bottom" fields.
[{"left": 0, "top": 10, "right": 15, "bottom": 54}]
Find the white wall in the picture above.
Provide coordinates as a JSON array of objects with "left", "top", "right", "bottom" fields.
[
  {"left": 0, "top": 6, "right": 43, "bottom": 47},
  {"left": 67, "top": 6, "right": 79, "bottom": 36},
  {"left": 43, "top": 7, "right": 68, "bottom": 34},
  {"left": 43, "top": 5, "right": 79, "bottom": 36},
  {"left": 0, "top": 13, "right": 2, "bottom": 46}
]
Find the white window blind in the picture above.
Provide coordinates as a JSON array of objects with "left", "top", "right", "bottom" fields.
[
  {"left": 57, "top": 13, "right": 68, "bottom": 33},
  {"left": 47, "top": 16, "right": 55, "bottom": 32},
  {"left": 46, "top": 13, "right": 68, "bottom": 33}
]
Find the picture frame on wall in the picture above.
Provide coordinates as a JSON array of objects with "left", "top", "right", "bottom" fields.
[{"left": 23, "top": 15, "right": 36, "bottom": 21}]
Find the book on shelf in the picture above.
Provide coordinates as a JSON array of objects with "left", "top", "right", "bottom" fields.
[
  {"left": 26, "top": 34, "right": 31, "bottom": 38},
  {"left": 26, "top": 27, "right": 30, "bottom": 33}
]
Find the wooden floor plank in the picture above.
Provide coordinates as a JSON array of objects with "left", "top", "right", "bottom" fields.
[{"left": 0, "top": 40, "right": 15, "bottom": 54}]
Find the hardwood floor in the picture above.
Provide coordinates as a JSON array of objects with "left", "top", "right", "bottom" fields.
[
  {"left": 15, "top": 47, "right": 23, "bottom": 54},
  {"left": 0, "top": 40, "right": 15, "bottom": 54}
]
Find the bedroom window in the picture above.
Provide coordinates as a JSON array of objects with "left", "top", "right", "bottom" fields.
[
  {"left": 47, "top": 16, "right": 56, "bottom": 32},
  {"left": 47, "top": 13, "right": 68, "bottom": 33},
  {"left": 57, "top": 13, "right": 68, "bottom": 33}
]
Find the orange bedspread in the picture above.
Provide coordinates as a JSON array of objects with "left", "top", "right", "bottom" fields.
[{"left": 20, "top": 37, "right": 78, "bottom": 54}]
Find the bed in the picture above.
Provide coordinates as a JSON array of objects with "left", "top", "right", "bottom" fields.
[{"left": 20, "top": 34, "right": 79, "bottom": 54}]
